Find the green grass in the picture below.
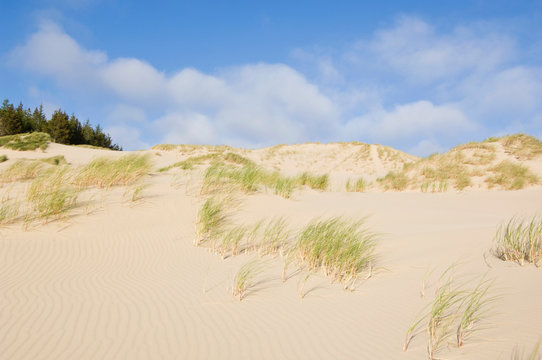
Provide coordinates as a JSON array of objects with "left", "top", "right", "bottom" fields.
[
  {"left": 486, "top": 160, "right": 538, "bottom": 190},
  {"left": 0, "top": 155, "right": 7, "bottom": 163},
  {"left": 295, "top": 217, "right": 377, "bottom": 289},
  {"left": 296, "top": 172, "right": 329, "bottom": 191},
  {"left": 232, "top": 259, "right": 265, "bottom": 301},
  {"left": 346, "top": 177, "right": 367, "bottom": 192},
  {"left": 0, "top": 195, "right": 20, "bottom": 225},
  {"left": 40, "top": 155, "right": 67, "bottom": 165},
  {"left": 0, "top": 132, "right": 50, "bottom": 151},
  {"left": 378, "top": 171, "right": 409, "bottom": 191},
  {"left": 26, "top": 167, "right": 79, "bottom": 223},
  {"left": 195, "top": 195, "right": 231, "bottom": 247},
  {"left": 75, "top": 154, "right": 152, "bottom": 188},
  {"left": 493, "top": 215, "right": 542, "bottom": 267},
  {"left": 404, "top": 267, "right": 498, "bottom": 359}
]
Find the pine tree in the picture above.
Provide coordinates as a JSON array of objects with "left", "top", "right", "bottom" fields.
[
  {"left": 31, "top": 105, "right": 47, "bottom": 132},
  {"left": 46, "top": 109, "right": 71, "bottom": 144}
]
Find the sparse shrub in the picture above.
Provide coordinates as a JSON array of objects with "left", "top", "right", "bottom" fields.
[{"left": 493, "top": 215, "right": 542, "bottom": 267}]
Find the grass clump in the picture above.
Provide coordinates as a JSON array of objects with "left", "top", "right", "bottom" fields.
[
  {"left": 486, "top": 160, "right": 538, "bottom": 190},
  {"left": 0, "top": 195, "right": 20, "bottom": 225},
  {"left": 404, "top": 267, "right": 498, "bottom": 359},
  {"left": 232, "top": 259, "right": 265, "bottom": 301},
  {"left": 1, "top": 159, "right": 46, "bottom": 183},
  {"left": 40, "top": 155, "right": 67, "bottom": 165},
  {"left": 295, "top": 217, "right": 377, "bottom": 290},
  {"left": 501, "top": 134, "right": 542, "bottom": 160},
  {"left": 0, "top": 155, "right": 7, "bottom": 163},
  {"left": 346, "top": 177, "right": 367, "bottom": 192},
  {"left": 378, "top": 171, "right": 409, "bottom": 191},
  {"left": 26, "top": 167, "right": 79, "bottom": 223},
  {"left": 0, "top": 132, "right": 50, "bottom": 151},
  {"left": 195, "top": 195, "right": 231, "bottom": 246},
  {"left": 493, "top": 215, "right": 542, "bottom": 267},
  {"left": 296, "top": 172, "right": 329, "bottom": 191},
  {"left": 75, "top": 154, "right": 152, "bottom": 188}
]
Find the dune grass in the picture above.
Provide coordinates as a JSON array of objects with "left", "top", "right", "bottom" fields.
[
  {"left": 75, "top": 154, "right": 152, "bottom": 188},
  {"left": 0, "top": 195, "right": 20, "bottom": 225},
  {"left": 195, "top": 195, "right": 231, "bottom": 247},
  {"left": 295, "top": 217, "right": 377, "bottom": 290},
  {"left": 26, "top": 167, "right": 79, "bottom": 223},
  {"left": 493, "top": 215, "right": 542, "bottom": 267},
  {"left": 232, "top": 259, "right": 265, "bottom": 301},
  {"left": 0, "top": 155, "right": 7, "bottom": 163},
  {"left": 377, "top": 170, "right": 409, "bottom": 191},
  {"left": 486, "top": 160, "right": 538, "bottom": 190},
  {"left": 501, "top": 134, "right": 542, "bottom": 160},
  {"left": 403, "top": 267, "right": 497, "bottom": 359},
  {"left": 296, "top": 172, "right": 329, "bottom": 191},
  {"left": 511, "top": 339, "right": 542, "bottom": 360},
  {"left": 40, "top": 155, "right": 67, "bottom": 165},
  {"left": 0, "top": 132, "right": 50, "bottom": 151},
  {"left": 1, "top": 159, "right": 46, "bottom": 183},
  {"left": 346, "top": 177, "right": 367, "bottom": 192}
]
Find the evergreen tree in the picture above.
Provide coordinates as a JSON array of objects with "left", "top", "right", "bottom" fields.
[
  {"left": 46, "top": 109, "right": 71, "bottom": 144},
  {"left": 32, "top": 105, "right": 47, "bottom": 132},
  {"left": 0, "top": 100, "right": 23, "bottom": 135},
  {"left": 68, "top": 114, "right": 84, "bottom": 144}
]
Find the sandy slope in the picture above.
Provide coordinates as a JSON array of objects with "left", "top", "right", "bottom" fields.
[{"left": 0, "top": 142, "right": 541, "bottom": 360}]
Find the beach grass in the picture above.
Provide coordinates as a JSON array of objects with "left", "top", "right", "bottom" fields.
[
  {"left": 26, "top": 167, "right": 79, "bottom": 223},
  {"left": 346, "top": 177, "right": 367, "bottom": 192},
  {"left": 486, "top": 160, "right": 538, "bottom": 190},
  {"left": 295, "top": 217, "right": 377, "bottom": 289},
  {"left": 493, "top": 215, "right": 542, "bottom": 267},
  {"left": 1, "top": 159, "right": 46, "bottom": 183},
  {"left": 75, "top": 153, "right": 152, "bottom": 188},
  {"left": 232, "top": 259, "right": 265, "bottom": 301},
  {"left": 0, "top": 132, "right": 50, "bottom": 151}
]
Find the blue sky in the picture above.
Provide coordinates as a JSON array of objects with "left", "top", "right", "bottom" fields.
[{"left": 1, "top": 0, "right": 542, "bottom": 154}]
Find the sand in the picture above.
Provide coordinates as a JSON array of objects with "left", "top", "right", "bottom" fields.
[{"left": 0, "top": 142, "right": 541, "bottom": 360}]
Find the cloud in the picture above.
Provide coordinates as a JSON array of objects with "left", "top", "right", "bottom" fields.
[
  {"left": 343, "top": 100, "right": 474, "bottom": 145},
  {"left": 8, "top": 17, "right": 542, "bottom": 153},
  {"left": 9, "top": 21, "right": 106, "bottom": 86},
  {"left": 350, "top": 16, "right": 515, "bottom": 85}
]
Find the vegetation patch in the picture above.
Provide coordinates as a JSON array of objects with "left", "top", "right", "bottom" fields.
[
  {"left": 377, "top": 170, "right": 409, "bottom": 191},
  {"left": 346, "top": 177, "right": 367, "bottom": 192},
  {"left": 1, "top": 159, "right": 47, "bottom": 183},
  {"left": 493, "top": 215, "right": 542, "bottom": 267},
  {"left": 486, "top": 160, "right": 538, "bottom": 190},
  {"left": 0, "top": 132, "right": 50, "bottom": 151},
  {"left": 500, "top": 134, "right": 542, "bottom": 160},
  {"left": 294, "top": 217, "right": 377, "bottom": 290},
  {"left": 75, "top": 154, "right": 152, "bottom": 188},
  {"left": 404, "top": 267, "right": 498, "bottom": 359}
]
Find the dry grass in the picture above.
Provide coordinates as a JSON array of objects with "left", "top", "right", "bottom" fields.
[
  {"left": 232, "top": 259, "right": 265, "bottom": 301},
  {"left": 493, "top": 215, "right": 542, "bottom": 267},
  {"left": 1, "top": 159, "right": 47, "bottom": 183},
  {"left": 75, "top": 154, "right": 152, "bottom": 188},
  {"left": 346, "top": 177, "right": 367, "bottom": 192},
  {"left": 500, "top": 134, "right": 542, "bottom": 160},
  {"left": 486, "top": 160, "right": 538, "bottom": 190},
  {"left": 377, "top": 171, "right": 409, "bottom": 191},
  {"left": 26, "top": 167, "right": 79, "bottom": 223}
]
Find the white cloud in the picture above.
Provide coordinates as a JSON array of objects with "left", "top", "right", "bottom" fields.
[
  {"left": 352, "top": 16, "right": 515, "bottom": 84},
  {"left": 9, "top": 21, "right": 106, "bottom": 86},
  {"left": 343, "top": 100, "right": 474, "bottom": 141}
]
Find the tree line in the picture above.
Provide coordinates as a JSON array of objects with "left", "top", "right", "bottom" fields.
[{"left": 0, "top": 99, "right": 121, "bottom": 150}]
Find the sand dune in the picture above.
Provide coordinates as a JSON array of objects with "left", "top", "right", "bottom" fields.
[{"left": 0, "top": 136, "right": 541, "bottom": 359}]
